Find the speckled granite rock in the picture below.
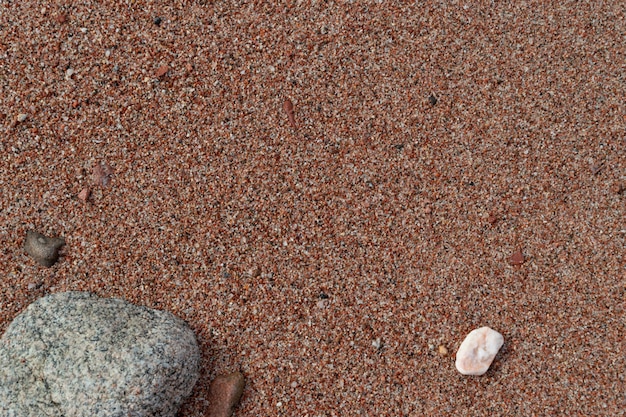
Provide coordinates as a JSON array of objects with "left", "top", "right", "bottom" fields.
[{"left": 0, "top": 292, "right": 200, "bottom": 417}]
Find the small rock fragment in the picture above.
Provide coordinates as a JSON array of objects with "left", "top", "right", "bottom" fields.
[
  {"left": 92, "top": 162, "right": 113, "bottom": 187},
  {"left": 77, "top": 187, "right": 91, "bottom": 202},
  {"left": 155, "top": 65, "right": 169, "bottom": 78},
  {"left": 27, "top": 280, "right": 43, "bottom": 291},
  {"left": 428, "top": 94, "right": 438, "bottom": 105},
  {"left": 153, "top": 16, "right": 162, "bottom": 26},
  {"left": 372, "top": 338, "right": 383, "bottom": 350},
  {"left": 208, "top": 372, "right": 245, "bottom": 417},
  {"left": 283, "top": 98, "right": 296, "bottom": 128},
  {"left": 438, "top": 345, "right": 448, "bottom": 356},
  {"left": 510, "top": 249, "right": 524, "bottom": 266},
  {"left": 455, "top": 327, "right": 504, "bottom": 376},
  {"left": 56, "top": 13, "right": 67, "bottom": 23},
  {"left": 248, "top": 266, "right": 261, "bottom": 278},
  {"left": 24, "top": 231, "right": 65, "bottom": 267},
  {"left": 16, "top": 113, "right": 28, "bottom": 123}
]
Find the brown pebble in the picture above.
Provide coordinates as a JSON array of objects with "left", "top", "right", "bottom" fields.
[
  {"left": 155, "top": 65, "right": 169, "bottom": 78},
  {"left": 438, "top": 345, "right": 448, "bottom": 356},
  {"left": 283, "top": 98, "right": 297, "bottom": 128},
  {"left": 24, "top": 231, "right": 65, "bottom": 267},
  {"left": 208, "top": 372, "right": 245, "bottom": 417},
  {"left": 56, "top": 13, "right": 67, "bottom": 24},
  {"left": 487, "top": 212, "right": 499, "bottom": 225},
  {"left": 510, "top": 249, "right": 525, "bottom": 266},
  {"left": 78, "top": 187, "right": 91, "bottom": 202},
  {"left": 92, "top": 162, "right": 114, "bottom": 187}
]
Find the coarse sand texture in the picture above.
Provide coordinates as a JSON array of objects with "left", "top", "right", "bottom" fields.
[{"left": 1, "top": 1, "right": 625, "bottom": 416}]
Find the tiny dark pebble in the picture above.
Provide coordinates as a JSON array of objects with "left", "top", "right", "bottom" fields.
[
  {"left": 24, "top": 231, "right": 65, "bottom": 267},
  {"left": 428, "top": 94, "right": 438, "bottom": 105},
  {"left": 319, "top": 292, "right": 329, "bottom": 299},
  {"left": 153, "top": 17, "right": 162, "bottom": 26}
]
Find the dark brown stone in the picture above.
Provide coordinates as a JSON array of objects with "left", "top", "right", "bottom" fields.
[{"left": 207, "top": 372, "right": 245, "bottom": 417}]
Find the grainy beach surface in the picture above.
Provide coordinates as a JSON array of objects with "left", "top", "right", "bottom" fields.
[{"left": 1, "top": 2, "right": 624, "bottom": 415}]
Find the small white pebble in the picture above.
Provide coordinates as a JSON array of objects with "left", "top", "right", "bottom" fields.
[
  {"left": 455, "top": 327, "right": 504, "bottom": 376},
  {"left": 17, "top": 113, "right": 28, "bottom": 122}
]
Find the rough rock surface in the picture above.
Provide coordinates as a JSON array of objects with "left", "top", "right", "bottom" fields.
[{"left": 0, "top": 291, "right": 200, "bottom": 417}]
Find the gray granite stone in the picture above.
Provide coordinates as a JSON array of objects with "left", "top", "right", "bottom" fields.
[{"left": 0, "top": 291, "right": 200, "bottom": 417}]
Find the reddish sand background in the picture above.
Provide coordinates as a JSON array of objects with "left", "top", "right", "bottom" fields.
[{"left": 1, "top": 2, "right": 624, "bottom": 416}]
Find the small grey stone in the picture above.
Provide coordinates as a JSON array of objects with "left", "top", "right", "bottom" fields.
[
  {"left": 0, "top": 292, "right": 201, "bottom": 417},
  {"left": 24, "top": 230, "right": 65, "bottom": 267}
]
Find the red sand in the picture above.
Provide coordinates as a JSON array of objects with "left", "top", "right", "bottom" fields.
[{"left": 1, "top": 2, "right": 624, "bottom": 415}]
